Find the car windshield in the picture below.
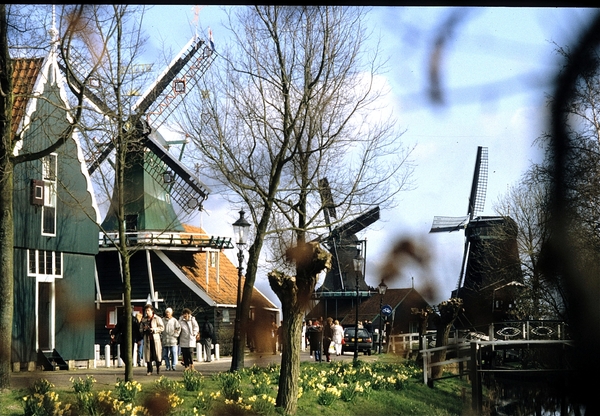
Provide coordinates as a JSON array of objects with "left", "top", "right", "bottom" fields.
[{"left": 345, "top": 329, "right": 370, "bottom": 337}]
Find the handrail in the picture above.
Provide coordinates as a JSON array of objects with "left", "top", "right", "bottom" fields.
[{"left": 99, "top": 231, "right": 233, "bottom": 250}]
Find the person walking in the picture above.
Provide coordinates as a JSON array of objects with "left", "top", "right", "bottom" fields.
[
  {"left": 161, "top": 307, "right": 181, "bottom": 370},
  {"left": 140, "top": 304, "right": 164, "bottom": 375},
  {"left": 332, "top": 319, "right": 344, "bottom": 356},
  {"left": 307, "top": 320, "right": 322, "bottom": 362},
  {"left": 133, "top": 311, "right": 144, "bottom": 366},
  {"left": 323, "top": 317, "right": 334, "bottom": 362},
  {"left": 200, "top": 316, "right": 215, "bottom": 362},
  {"left": 109, "top": 312, "right": 126, "bottom": 366},
  {"left": 305, "top": 320, "right": 312, "bottom": 352},
  {"left": 178, "top": 308, "right": 199, "bottom": 369}
]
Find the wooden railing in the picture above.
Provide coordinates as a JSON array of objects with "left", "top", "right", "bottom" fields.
[{"left": 99, "top": 231, "right": 233, "bottom": 250}]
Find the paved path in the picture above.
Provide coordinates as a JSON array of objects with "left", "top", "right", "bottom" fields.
[{"left": 11, "top": 349, "right": 379, "bottom": 390}]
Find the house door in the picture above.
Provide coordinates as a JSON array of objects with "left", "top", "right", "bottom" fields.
[{"left": 38, "top": 282, "right": 52, "bottom": 350}]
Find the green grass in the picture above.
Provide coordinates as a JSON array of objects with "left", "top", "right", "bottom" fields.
[{"left": 2, "top": 359, "right": 471, "bottom": 416}]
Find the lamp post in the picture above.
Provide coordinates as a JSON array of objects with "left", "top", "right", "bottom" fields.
[
  {"left": 353, "top": 249, "right": 364, "bottom": 363},
  {"left": 378, "top": 280, "right": 387, "bottom": 354},
  {"left": 231, "top": 210, "right": 250, "bottom": 372}
]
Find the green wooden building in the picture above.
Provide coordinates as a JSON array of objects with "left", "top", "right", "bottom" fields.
[{"left": 11, "top": 48, "right": 100, "bottom": 370}]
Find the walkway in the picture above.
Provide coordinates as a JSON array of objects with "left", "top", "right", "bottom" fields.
[{"left": 11, "top": 349, "right": 379, "bottom": 390}]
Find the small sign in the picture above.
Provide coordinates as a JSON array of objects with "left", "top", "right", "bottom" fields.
[{"left": 381, "top": 304, "right": 393, "bottom": 317}]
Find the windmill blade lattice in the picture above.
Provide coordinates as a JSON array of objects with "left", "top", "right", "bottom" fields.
[
  {"left": 318, "top": 177, "right": 337, "bottom": 226},
  {"left": 467, "top": 146, "right": 488, "bottom": 218},
  {"left": 144, "top": 132, "right": 210, "bottom": 214},
  {"left": 134, "top": 36, "right": 215, "bottom": 131}
]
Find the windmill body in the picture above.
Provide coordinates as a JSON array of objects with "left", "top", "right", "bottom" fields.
[
  {"left": 100, "top": 128, "right": 185, "bottom": 233},
  {"left": 430, "top": 147, "right": 523, "bottom": 329},
  {"left": 307, "top": 178, "right": 380, "bottom": 324}
]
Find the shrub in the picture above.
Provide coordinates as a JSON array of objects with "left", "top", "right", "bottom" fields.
[
  {"left": 114, "top": 379, "right": 142, "bottom": 403},
  {"left": 70, "top": 375, "right": 96, "bottom": 394},
  {"left": 316, "top": 385, "right": 341, "bottom": 406},
  {"left": 30, "top": 378, "right": 55, "bottom": 395},
  {"left": 214, "top": 371, "right": 242, "bottom": 401},
  {"left": 154, "top": 376, "right": 183, "bottom": 394},
  {"left": 22, "top": 390, "right": 73, "bottom": 416},
  {"left": 181, "top": 368, "right": 204, "bottom": 391}
]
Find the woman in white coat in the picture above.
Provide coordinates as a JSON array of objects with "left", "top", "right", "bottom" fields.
[
  {"left": 178, "top": 308, "right": 199, "bottom": 369},
  {"left": 332, "top": 319, "right": 344, "bottom": 356},
  {"left": 140, "top": 304, "right": 164, "bottom": 375}
]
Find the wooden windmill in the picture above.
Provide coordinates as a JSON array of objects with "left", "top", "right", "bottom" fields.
[
  {"left": 61, "top": 36, "right": 215, "bottom": 233},
  {"left": 316, "top": 178, "right": 380, "bottom": 292},
  {"left": 430, "top": 146, "right": 490, "bottom": 291},
  {"left": 430, "top": 146, "right": 523, "bottom": 327}
]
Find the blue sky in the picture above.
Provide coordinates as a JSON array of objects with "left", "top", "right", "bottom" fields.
[{"left": 141, "top": 5, "right": 597, "bottom": 307}]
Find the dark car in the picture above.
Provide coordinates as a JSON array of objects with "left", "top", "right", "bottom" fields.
[{"left": 342, "top": 327, "right": 373, "bottom": 355}]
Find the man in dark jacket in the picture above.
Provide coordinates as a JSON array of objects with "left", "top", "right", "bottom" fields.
[
  {"left": 307, "top": 320, "right": 323, "bottom": 362},
  {"left": 200, "top": 317, "right": 215, "bottom": 362}
]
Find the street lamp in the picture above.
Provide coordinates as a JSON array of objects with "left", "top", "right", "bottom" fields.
[
  {"left": 378, "top": 280, "right": 388, "bottom": 354},
  {"left": 353, "top": 249, "right": 364, "bottom": 362},
  {"left": 231, "top": 210, "right": 250, "bottom": 372}
]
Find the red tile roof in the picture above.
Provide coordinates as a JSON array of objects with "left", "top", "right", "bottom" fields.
[
  {"left": 12, "top": 58, "right": 44, "bottom": 137},
  {"left": 179, "top": 224, "right": 277, "bottom": 310}
]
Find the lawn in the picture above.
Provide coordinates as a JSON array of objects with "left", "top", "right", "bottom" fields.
[{"left": 2, "top": 358, "right": 472, "bottom": 415}]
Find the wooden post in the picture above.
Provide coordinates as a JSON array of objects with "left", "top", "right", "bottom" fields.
[
  {"left": 422, "top": 335, "right": 428, "bottom": 386},
  {"left": 470, "top": 342, "right": 481, "bottom": 413}
]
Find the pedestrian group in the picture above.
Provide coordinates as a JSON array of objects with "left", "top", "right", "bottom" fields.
[{"left": 110, "top": 304, "right": 215, "bottom": 375}]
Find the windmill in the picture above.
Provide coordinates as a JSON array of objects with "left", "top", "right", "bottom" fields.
[
  {"left": 430, "top": 146, "right": 523, "bottom": 327},
  {"left": 60, "top": 35, "right": 216, "bottom": 232},
  {"left": 430, "top": 146, "right": 490, "bottom": 291},
  {"left": 316, "top": 178, "right": 380, "bottom": 292}
]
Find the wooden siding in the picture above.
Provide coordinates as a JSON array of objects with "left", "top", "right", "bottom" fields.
[
  {"left": 12, "top": 250, "right": 37, "bottom": 363},
  {"left": 54, "top": 254, "right": 96, "bottom": 359}
]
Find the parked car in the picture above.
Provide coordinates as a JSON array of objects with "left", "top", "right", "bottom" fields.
[{"left": 342, "top": 327, "right": 373, "bottom": 355}]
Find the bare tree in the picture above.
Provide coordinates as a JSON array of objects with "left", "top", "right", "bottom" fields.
[
  {"left": 177, "top": 7, "right": 414, "bottom": 385},
  {"left": 493, "top": 176, "right": 568, "bottom": 320},
  {"left": 58, "top": 4, "right": 157, "bottom": 382}
]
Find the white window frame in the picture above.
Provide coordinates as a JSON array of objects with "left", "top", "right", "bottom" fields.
[
  {"left": 28, "top": 249, "right": 63, "bottom": 279},
  {"left": 41, "top": 154, "right": 57, "bottom": 236}
]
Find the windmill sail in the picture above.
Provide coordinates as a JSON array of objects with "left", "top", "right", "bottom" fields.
[
  {"left": 134, "top": 36, "right": 214, "bottom": 130},
  {"left": 61, "top": 34, "right": 215, "bottom": 218},
  {"left": 430, "top": 215, "right": 470, "bottom": 233},
  {"left": 467, "top": 146, "right": 488, "bottom": 218},
  {"left": 143, "top": 131, "right": 210, "bottom": 212},
  {"left": 318, "top": 178, "right": 337, "bottom": 225},
  {"left": 333, "top": 207, "right": 380, "bottom": 240}
]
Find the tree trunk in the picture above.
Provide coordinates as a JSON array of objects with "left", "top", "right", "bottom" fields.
[
  {"left": 0, "top": 4, "right": 13, "bottom": 389},
  {"left": 0, "top": 161, "right": 14, "bottom": 390},
  {"left": 431, "top": 298, "right": 463, "bottom": 380},
  {"left": 268, "top": 242, "right": 332, "bottom": 415}
]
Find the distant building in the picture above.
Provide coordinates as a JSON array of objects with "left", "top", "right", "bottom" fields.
[{"left": 307, "top": 287, "right": 431, "bottom": 336}]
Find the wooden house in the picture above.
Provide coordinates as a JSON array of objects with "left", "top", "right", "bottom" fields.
[
  {"left": 95, "top": 223, "right": 280, "bottom": 356},
  {"left": 12, "top": 49, "right": 101, "bottom": 370}
]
